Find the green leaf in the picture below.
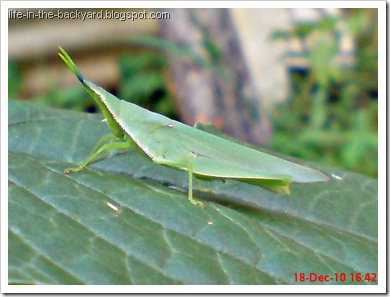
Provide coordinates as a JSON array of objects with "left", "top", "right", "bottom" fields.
[{"left": 9, "top": 101, "right": 377, "bottom": 285}]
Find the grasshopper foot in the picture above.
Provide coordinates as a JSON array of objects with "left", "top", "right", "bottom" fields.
[
  {"left": 188, "top": 197, "right": 205, "bottom": 209},
  {"left": 64, "top": 165, "right": 85, "bottom": 174}
]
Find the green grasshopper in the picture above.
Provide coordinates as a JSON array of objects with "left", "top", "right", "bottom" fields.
[{"left": 59, "top": 47, "right": 329, "bottom": 207}]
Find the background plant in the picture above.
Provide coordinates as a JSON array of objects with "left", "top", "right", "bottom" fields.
[{"left": 270, "top": 9, "right": 378, "bottom": 177}]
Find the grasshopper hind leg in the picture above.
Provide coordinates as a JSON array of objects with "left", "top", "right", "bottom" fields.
[{"left": 187, "top": 167, "right": 205, "bottom": 208}]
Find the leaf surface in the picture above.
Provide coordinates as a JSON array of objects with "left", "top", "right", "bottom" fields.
[{"left": 8, "top": 101, "right": 377, "bottom": 285}]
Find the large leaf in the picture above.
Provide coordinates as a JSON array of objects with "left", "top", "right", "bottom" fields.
[{"left": 8, "top": 101, "right": 377, "bottom": 285}]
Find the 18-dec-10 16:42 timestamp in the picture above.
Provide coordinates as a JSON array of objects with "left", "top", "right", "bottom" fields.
[{"left": 293, "top": 272, "right": 377, "bottom": 284}]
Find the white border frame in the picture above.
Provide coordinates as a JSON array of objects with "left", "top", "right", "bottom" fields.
[{"left": 2, "top": 1, "right": 386, "bottom": 294}]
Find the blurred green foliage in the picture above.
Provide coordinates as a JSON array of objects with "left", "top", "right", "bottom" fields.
[
  {"left": 35, "top": 87, "right": 92, "bottom": 112},
  {"left": 8, "top": 9, "right": 377, "bottom": 177},
  {"left": 8, "top": 58, "right": 93, "bottom": 112},
  {"left": 8, "top": 50, "right": 175, "bottom": 116},
  {"left": 8, "top": 60, "right": 23, "bottom": 99},
  {"left": 117, "top": 51, "right": 176, "bottom": 119},
  {"left": 270, "top": 9, "right": 378, "bottom": 177}
]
